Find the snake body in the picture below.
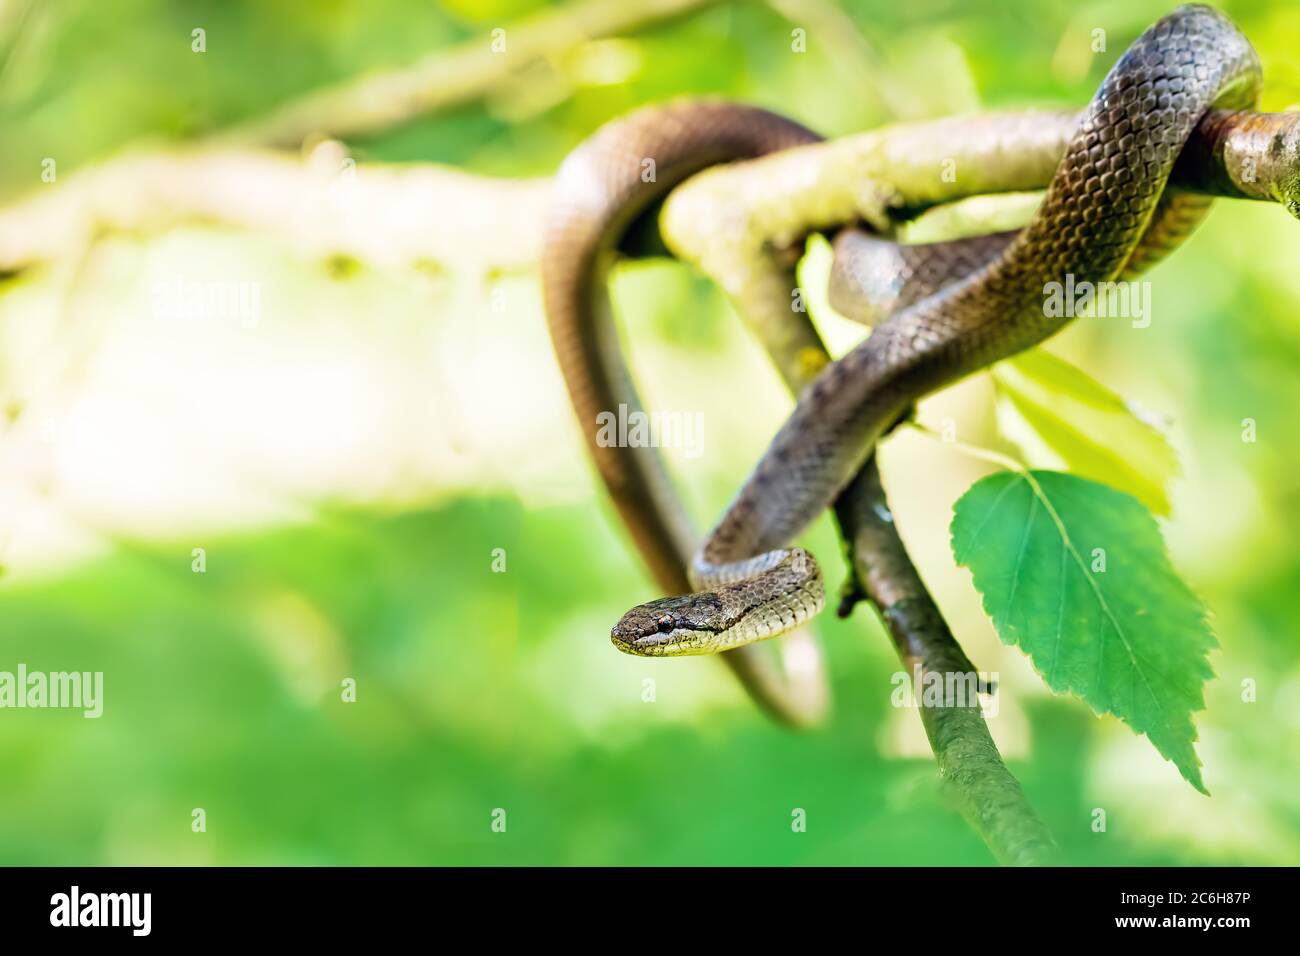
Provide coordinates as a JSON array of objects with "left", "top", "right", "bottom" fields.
[{"left": 543, "top": 6, "right": 1260, "bottom": 661}]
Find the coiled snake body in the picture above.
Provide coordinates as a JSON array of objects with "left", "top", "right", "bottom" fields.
[{"left": 542, "top": 8, "right": 1261, "bottom": 677}]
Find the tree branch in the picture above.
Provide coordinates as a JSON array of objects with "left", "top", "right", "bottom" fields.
[
  {"left": 218, "top": 0, "right": 728, "bottom": 148},
  {"left": 4, "top": 109, "right": 1295, "bottom": 282},
  {"left": 835, "top": 461, "right": 1058, "bottom": 865},
  {"left": 662, "top": 110, "right": 1300, "bottom": 272},
  {"left": 0, "top": 143, "right": 550, "bottom": 278}
]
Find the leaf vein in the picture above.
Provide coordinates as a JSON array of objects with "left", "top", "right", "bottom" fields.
[{"left": 1017, "top": 473, "right": 1175, "bottom": 740}]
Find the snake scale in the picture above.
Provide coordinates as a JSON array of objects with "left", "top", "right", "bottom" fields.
[{"left": 542, "top": 7, "right": 1263, "bottom": 681}]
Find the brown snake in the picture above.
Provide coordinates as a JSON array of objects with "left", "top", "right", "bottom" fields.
[{"left": 541, "top": 5, "right": 1285, "bottom": 718}]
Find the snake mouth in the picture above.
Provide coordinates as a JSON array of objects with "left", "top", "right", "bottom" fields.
[
  {"left": 610, "top": 593, "right": 728, "bottom": 656},
  {"left": 610, "top": 620, "right": 720, "bottom": 656}
]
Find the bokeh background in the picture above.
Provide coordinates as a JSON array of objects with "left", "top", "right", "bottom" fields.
[{"left": 0, "top": 0, "right": 1298, "bottom": 865}]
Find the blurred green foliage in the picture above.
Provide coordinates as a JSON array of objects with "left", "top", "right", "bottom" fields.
[{"left": 1, "top": 0, "right": 1298, "bottom": 865}]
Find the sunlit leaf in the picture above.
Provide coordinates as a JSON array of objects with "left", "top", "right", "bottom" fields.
[
  {"left": 990, "top": 349, "right": 1179, "bottom": 515},
  {"left": 951, "top": 470, "right": 1216, "bottom": 793},
  {"left": 797, "top": 233, "right": 866, "bottom": 357}
]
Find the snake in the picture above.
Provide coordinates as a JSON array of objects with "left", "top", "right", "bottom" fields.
[{"left": 542, "top": 6, "right": 1262, "bottom": 672}]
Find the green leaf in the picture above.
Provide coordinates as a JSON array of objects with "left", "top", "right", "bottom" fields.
[
  {"left": 950, "top": 470, "right": 1216, "bottom": 793},
  {"left": 990, "top": 349, "right": 1179, "bottom": 515},
  {"left": 796, "top": 234, "right": 868, "bottom": 357}
]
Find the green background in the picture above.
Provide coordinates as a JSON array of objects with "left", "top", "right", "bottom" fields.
[{"left": 0, "top": 0, "right": 1297, "bottom": 865}]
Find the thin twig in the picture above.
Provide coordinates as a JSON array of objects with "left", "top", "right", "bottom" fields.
[
  {"left": 218, "top": 0, "right": 728, "bottom": 148},
  {"left": 835, "top": 459, "right": 1059, "bottom": 865}
]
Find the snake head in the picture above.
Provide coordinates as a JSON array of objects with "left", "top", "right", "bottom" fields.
[{"left": 611, "top": 592, "right": 727, "bottom": 657}]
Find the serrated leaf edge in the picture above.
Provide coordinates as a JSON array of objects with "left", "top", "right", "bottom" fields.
[{"left": 951, "top": 469, "right": 1215, "bottom": 794}]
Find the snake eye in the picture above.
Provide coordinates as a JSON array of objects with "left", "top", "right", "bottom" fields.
[{"left": 657, "top": 615, "right": 674, "bottom": 633}]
